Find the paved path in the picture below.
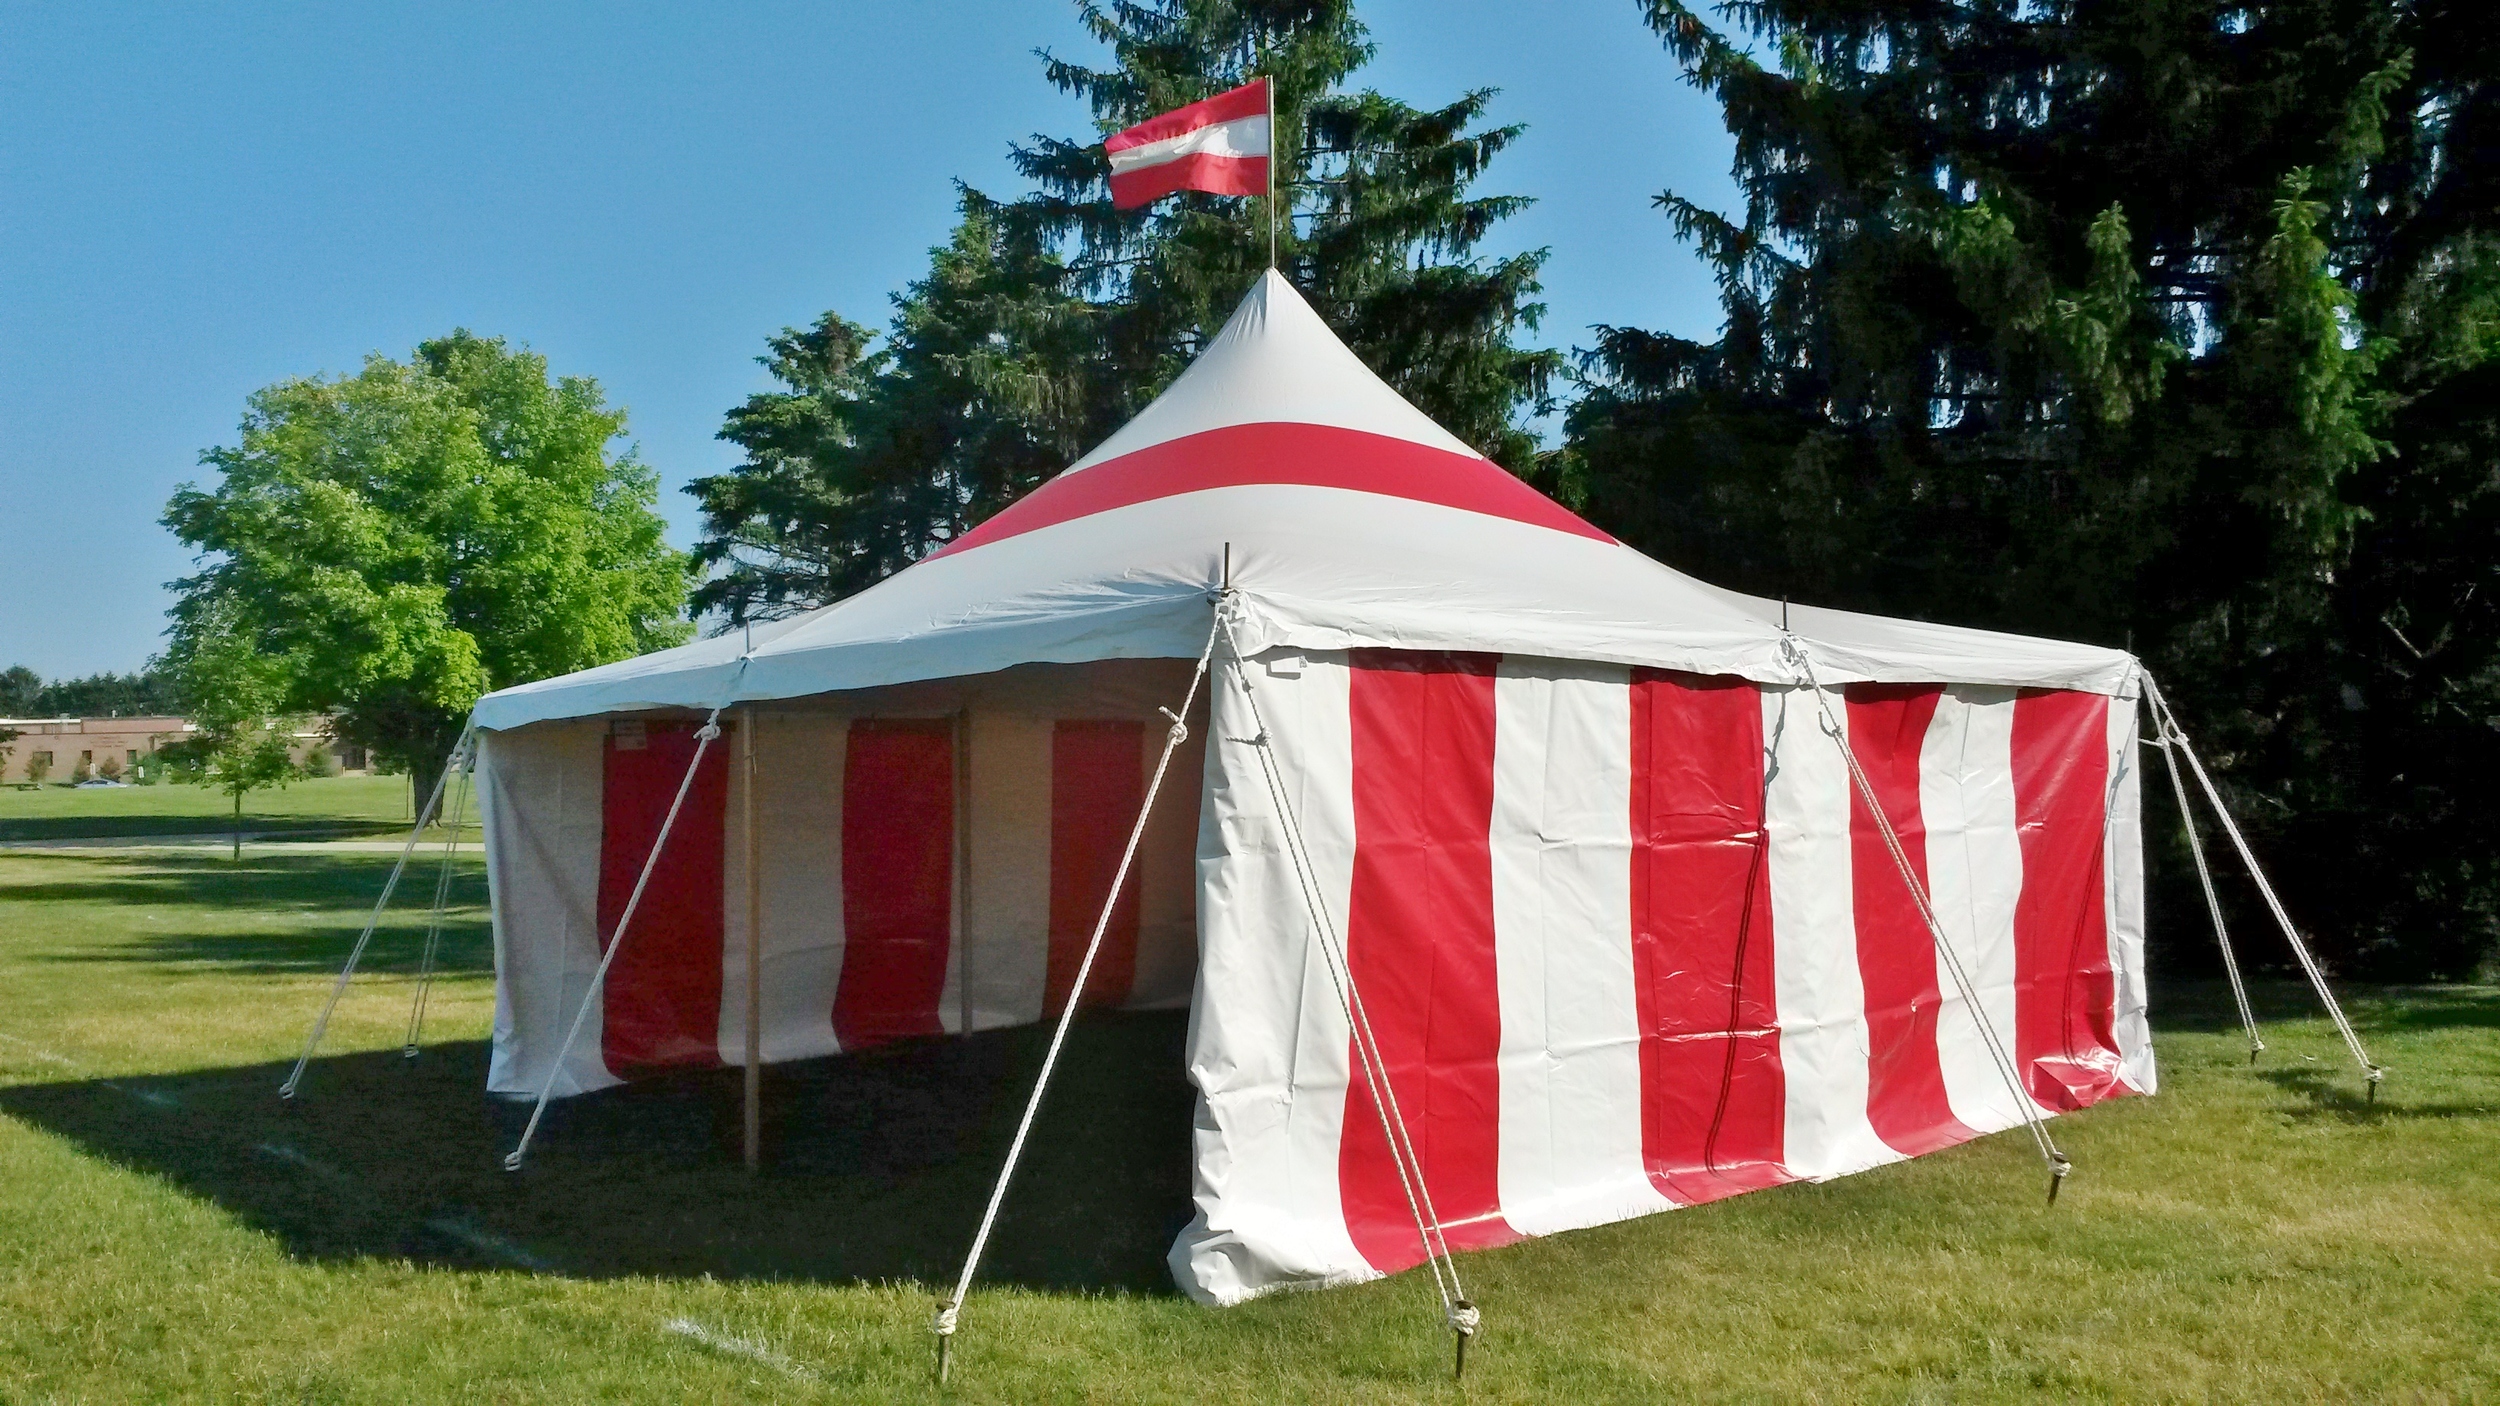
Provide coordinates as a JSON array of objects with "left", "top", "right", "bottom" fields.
[{"left": 1, "top": 833, "right": 481, "bottom": 853}]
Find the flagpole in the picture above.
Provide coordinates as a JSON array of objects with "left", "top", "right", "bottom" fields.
[{"left": 1265, "top": 75, "right": 1277, "bottom": 270}]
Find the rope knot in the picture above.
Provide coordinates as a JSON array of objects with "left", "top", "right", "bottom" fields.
[
  {"left": 1446, "top": 1300, "right": 1481, "bottom": 1337},
  {"left": 1158, "top": 705, "right": 1189, "bottom": 745},
  {"left": 932, "top": 1301, "right": 959, "bottom": 1337},
  {"left": 695, "top": 722, "right": 722, "bottom": 742}
]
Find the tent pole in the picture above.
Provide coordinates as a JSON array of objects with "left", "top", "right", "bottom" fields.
[
  {"left": 280, "top": 726, "right": 471, "bottom": 1100},
  {"left": 2140, "top": 676, "right": 2384, "bottom": 1097},
  {"left": 936, "top": 617, "right": 1220, "bottom": 1380},
  {"left": 742, "top": 706, "right": 762, "bottom": 1171},
  {"left": 505, "top": 710, "right": 724, "bottom": 1172},
  {"left": 954, "top": 707, "right": 973, "bottom": 1039}
]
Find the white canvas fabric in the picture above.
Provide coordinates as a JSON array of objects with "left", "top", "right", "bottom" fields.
[
  {"left": 469, "top": 269, "right": 2153, "bottom": 1309},
  {"left": 479, "top": 661, "right": 1206, "bottom": 1096},
  {"left": 1169, "top": 650, "right": 2148, "bottom": 1304},
  {"left": 469, "top": 274, "right": 2134, "bottom": 735}
]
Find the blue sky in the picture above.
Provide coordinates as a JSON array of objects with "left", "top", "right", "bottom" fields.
[{"left": 0, "top": 1, "right": 1735, "bottom": 679}]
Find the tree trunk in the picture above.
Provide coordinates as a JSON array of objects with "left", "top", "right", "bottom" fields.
[{"left": 232, "top": 787, "right": 243, "bottom": 861}]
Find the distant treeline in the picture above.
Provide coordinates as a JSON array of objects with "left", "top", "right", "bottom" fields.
[{"left": 0, "top": 665, "right": 183, "bottom": 719}]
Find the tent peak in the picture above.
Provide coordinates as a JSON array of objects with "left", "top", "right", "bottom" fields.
[{"left": 1062, "top": 270, "right": 1482, "bottom": 476}]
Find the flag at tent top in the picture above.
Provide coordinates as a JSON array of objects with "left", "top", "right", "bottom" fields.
[
  {"left": 1106, "top": 78, "right": 1272, "bottom": 208},
  {"left": 931, "top": 269, "right": 1610, "bottom": 560}
]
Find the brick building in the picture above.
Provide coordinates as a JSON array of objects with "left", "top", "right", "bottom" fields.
[{"left": 0, "top": 716, "right": 365, "bottom": 785}]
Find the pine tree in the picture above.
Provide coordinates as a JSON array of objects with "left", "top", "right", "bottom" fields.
[
  {"left": 1568, "top": 0, "right": 2498, "bottom": 977},
  {"left": 689, "top": 0, "right": 1558, "bottom": 621}
]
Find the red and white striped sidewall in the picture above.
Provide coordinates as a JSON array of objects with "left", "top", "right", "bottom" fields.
[
  {"left": 1173, "top": 649, "right": 2150, "bottom": 1305},
  {"left": 480, "top": 703, "right": 1204, "bottom": 1099}
]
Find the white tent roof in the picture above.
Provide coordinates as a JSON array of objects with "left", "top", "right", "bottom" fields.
[{"left": 473, "top": 272, "right": 2134, "bottom": 732}]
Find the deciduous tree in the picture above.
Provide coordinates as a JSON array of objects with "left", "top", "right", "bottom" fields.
[{"left": 165, "top": 332, "right": 693, "bottom": 801}]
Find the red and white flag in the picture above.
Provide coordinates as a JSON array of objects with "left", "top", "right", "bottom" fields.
[{"left": 1104, "top": 77, "right": 1271, "bottom": 209}]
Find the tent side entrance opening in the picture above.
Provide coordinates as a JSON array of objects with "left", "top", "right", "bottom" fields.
[{"left": 461, "top": 272, "right": 2159, "bottom": 1308}]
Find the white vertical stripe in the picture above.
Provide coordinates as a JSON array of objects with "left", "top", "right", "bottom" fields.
[
  {"left": 2105, "top": 689, "right": 2157, "bottom": 1093},
  {"left": 1490, "top": 661, "right": 1673, "bottom": 1234},
  {"left": 480, "top": 721, "right": 619, "bottom": 1097},
  {"left": 1920, "top": 686, "right": 2037, "bottom": 1130},
  {"left": 719, "top": 712, "right": 847, "bottom": 1065},
  {"left": 1169, "top": 648, "right": 1370, "bottom": 1304},
  {"left": 1105, "top": 112, "right": 1271, "bottom": 172},
  {"left": 1762, "top": 686, "right": 1898, "bottom": 1179},
  {"left": 965, "top": 712, "right": 1054, "bottom": 1030}
]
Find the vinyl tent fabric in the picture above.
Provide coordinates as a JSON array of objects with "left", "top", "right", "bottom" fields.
[
  {"left": 480, "top": 662, "right": 1207, "bottom": 1100},
  {"left": 470, "top": 269, "right": 2153, "bottom": 1306},
  {"left": 1171, "top": 648, "right": 2148, "bottom": 1303}
]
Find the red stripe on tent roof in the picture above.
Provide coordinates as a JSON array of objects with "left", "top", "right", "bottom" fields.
[
  {"left": 835, "top": 719, "right": 955, "bottom": 1050},
  {"left": 1103, "top": 78, "right": 1268, "bottom": 152},
  {"left": 1844, "top": 684, "right": 1978, "bottom": 1157},
  {"left": 1045, "top": 720, "right": 1146, "bottom": 1015},
  {"left": 1629, "top": 670, "right": 1792, "bottom": 1205},
  {"left": 2010, "top": 690, "right": 2128, "bottom": 1108},
  {"left": 1109, "top": 151, "right": 1268, "bottom": 208},
  {"left": 597, "top": 722, "right": 729, "bottom": 1076},
  {"left": 928, "top": 421, "right": 1614, "bottom": 560},
  {"left": 1341, "top": 650, "right": 1521, "bottom": 1273}
]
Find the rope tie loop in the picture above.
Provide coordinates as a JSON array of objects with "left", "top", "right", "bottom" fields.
[
  {"left": 931, "top": 1301, "right": 959, "bottom": 1337},
  {"left": 1448, "top": 1299, "right": 1481, "bottom": 1381},
  {"left": 1158, "top": 705, "right": 1188, "bottom": 745}
]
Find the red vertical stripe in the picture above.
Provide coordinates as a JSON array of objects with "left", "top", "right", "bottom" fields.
[
  {"left": 1845, "top": 685, "right": 1974, "bottom": 1156},
  {"left": 1629, "top": 670, "right": 1791, "bottom": 1205},
  {"left": 835, "top": 719, "right": 954, "bottom": 1050},
  {"left": 597, "top": 722, "right": 729, "bottom": 1075},
  {"left": 1045, "top": 720, "right": 1147, "bottom": 1014},
  {"left": 1340, "top": 650, "right": 1519, "bottom": 1273},
  {"left": 2011, "top": 690, "right": 2125, "bottom": 1108}
]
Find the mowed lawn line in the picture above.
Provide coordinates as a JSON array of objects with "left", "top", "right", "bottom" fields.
[
  {"left": 0, "top": 772, "right": 477, "bottom": 844},
  {"left": 0, "top": 849, "right": 2492, "bottom": 1403}
]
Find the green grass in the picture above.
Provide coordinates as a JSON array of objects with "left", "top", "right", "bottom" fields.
[
  {"left": 1, "top": 847, "right": 2495, "bottom": 1403},
  {"left": 0, "top": 773, "right": 466, "bottom": 844}
]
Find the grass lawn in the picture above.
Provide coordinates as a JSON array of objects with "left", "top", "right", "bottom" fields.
[
  {"left": 1, "top": 847, "right": 2494, "bottom": 1403},
  {"left": 0, "top": 773, "right": 470, "bottom": 844}
]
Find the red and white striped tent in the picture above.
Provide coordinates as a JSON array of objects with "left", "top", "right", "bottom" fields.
[{"left": 469, "top": 271, "right": 2154, "bottom": 1306}]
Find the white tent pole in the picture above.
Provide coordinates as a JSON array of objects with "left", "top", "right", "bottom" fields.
[
  {"left": 279, "top": 724, "right": 472, "bottom": 1101},
  {"left": 504, "top": 708, "right": 725, "bottom": 1172},
  {"left": 953, "top": 706, "right": 973, "bottom": 1040},
  {"left": 2139, "top": 675, "right": 2383, "bottom": 1097},
  {"left": 742, "top": 705, "right": 764, "bottom": 1170},
  {"left": 934, "top": 613, "right": 1220, "bottom": 1383},
  {"left": 402, "top": 749, "right": 477, "bottom": 1057},
  {"left": 2143, "top": 690, "right": 2265, "bottom": 1062}
]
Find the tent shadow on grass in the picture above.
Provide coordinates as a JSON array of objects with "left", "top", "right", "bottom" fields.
[{"left": 0, "top": 1013, "right": 1197, "bottom": 1294}]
